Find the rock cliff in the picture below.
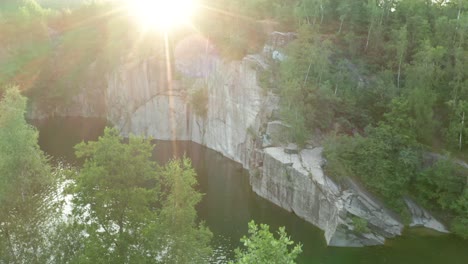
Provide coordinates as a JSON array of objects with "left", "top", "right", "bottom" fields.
[
  {"left": 250, "top": 147, "right": 403, "bottom": 247},
  {"left": 104, "top": 39, "right": 276, "bottom": 169}
]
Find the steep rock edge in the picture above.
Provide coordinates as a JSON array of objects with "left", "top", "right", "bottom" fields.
[
  {"left": 404, "top": 197, "right": 449, "bottom": 233},
  {"left": 104, "top": 53, "right": 277, "bottom": 169},
  {"left": 251, "top": 147, "right": 403, "bottom": 247},
  {"left": 27, "top": 32, "right": 446, "bottom": 247}
]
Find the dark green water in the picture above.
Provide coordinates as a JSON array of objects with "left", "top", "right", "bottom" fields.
[{"left": 34, "top": 117, "right": 468, "bottom": 264}]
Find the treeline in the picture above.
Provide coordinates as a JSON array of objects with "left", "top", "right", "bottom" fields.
[
  {"left": 209, "top": 0, "right": 466, "bottom": 145},
  {"left": 0, "top": 86, "right": 302, "bottom": 263}
]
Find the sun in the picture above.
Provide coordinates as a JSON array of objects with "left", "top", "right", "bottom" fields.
[{"left": 127, "top": 0, "right": 198, "bottom": 31}]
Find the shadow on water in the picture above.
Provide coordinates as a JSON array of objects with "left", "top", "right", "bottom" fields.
[
  {"left": 31, "top": 117, "right": 109, "bottom": 164},
  {"left": 34, "top": 117, "right": 468, "bottom": 264}
]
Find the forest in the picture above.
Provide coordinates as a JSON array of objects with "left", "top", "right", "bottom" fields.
[{"left": 0, "top": 0, "right": 467, "bottom": 263}]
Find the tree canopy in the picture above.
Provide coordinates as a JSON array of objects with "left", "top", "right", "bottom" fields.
[
  {"left": 230, "top": 221, "right": 302, "bottom": 264},
  {"left": 52, "top": 127, "right": 213, "bottom": 263},
  {"left": 0, "top": 86, "right": 55, "bottom": 263}
]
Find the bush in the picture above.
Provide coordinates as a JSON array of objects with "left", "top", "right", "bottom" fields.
[
  {"left": 323, "top": 124, "right": 422, "bottom": 212},
  {"left": 323, "top": 134, "right": 362, "bottom": 181},
  {"left": 415, "top": 159, "right": 466, "bottom": 210},
  {"left": 231, "top": 221, "right": 302, "bottom": 264},
  {"left": 352, "top": 216, "right": 370, "bottom": 233},
  {"left": 190, "top": 87, "right": 209, "bottom": 118},
  {"left": 451, "top": 189, "right": 468, "bottom": 239}
]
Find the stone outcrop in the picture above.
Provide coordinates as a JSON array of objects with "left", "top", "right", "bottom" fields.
[
  {"left": 404, "top": 197, "right": 449, "bottom": 233},
  {"left": 250, "top": 147, "right": 403, "bottom": 247}
]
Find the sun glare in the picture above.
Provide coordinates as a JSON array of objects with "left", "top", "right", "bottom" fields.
[{"left": 127, "top": 0, "right": 198, "bottom": 31}]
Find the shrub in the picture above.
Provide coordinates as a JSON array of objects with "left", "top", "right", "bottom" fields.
[
  {"left": 352, "top": 216, "right": 370, "bottom": 233},
  {"left": 190, "top": 87, "right": 209, "bottom": 118}
]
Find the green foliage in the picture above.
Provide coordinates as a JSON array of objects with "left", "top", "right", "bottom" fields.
[
  {"left": 323, "top": 134, "right": 362, "bottom": 181},
  {"left": 37, "top": 0, "right": 86, "bottom": 9},
  {"left": 277, "top": 2, "right": 468, "bottom": 223},
  {"left": 278, "top": 25, "right": 337, "bottom": 144},
  {"left": 190, "top": 87, "right": 209, "bottom": 118},
  {"left": 158, "top": 158, "right": 213, "bottom": 263},
  {"left": 415, "top": 159, "right": 466, "bottom": 211},
  {"left": 257, "top": 67, "right": 274, "bottom": 91},
  {"left": 281, "top": 106, "right": 308, "bottom": 146},
  {"left": 324, "top": 116, "right": 422, "bottom": 211},
  {"left": 446, "top": 87, "right": 468, "bottom": 152},
  {"left": 324, "top": 116, "right": 468, "bottom": 237},
  {"left": 295, "top": 0, "right": 330, "bottom": 26},
  {"left": 0, "top": 0, "right": 52, "bottom": 89},
  {"left": 230, "top": 221, "right": 302, "bottom": 264},
  {"left": 198, "top": 0, "right": 268, "bottom": 59},
  {"left": 0, "top": 86, "right": 55, "bottom": 263},
  {"left": 57, "top": 127, "right": 212, "bottom": 263},
  {"left": 70, "top": 127, "right": 160, "bottom": 263},
  {"left": 451, "top": 189, "right": 468, "bottom": 239},
  {"left": 351, "top": 216, "right": 369, "bottom": 233}
]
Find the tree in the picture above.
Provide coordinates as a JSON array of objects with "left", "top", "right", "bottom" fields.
[
  {"left": 394, "top": 25, "right": 408, "bottom": 89},
  {"left": 364, "top": 0, "right": 383, "bottom": 52},
  {"left": 279, "top": 25, "right": 337, "bottom": 144},
  {"left": 451, "top": 188, "right": 468, "bottom": 239},
  {"left": 416, "top": 159, "right": 465, "bottom": 211},
  {"left": 0, "top": 86, "right": 55, "bottom": 263},
  {"left": 336, "top": 0, "right": 351, "bottom": 34},
  {"left": 230, "top": 221, "right": 302, "bottom": 264},
  {"left": 157, "top": 158, "right": 213, "bottom": 263},
  {"left": 446, "top": 100, "right": 468, "bottom": 151},
  {"left": 69, "top": 128, "right": 159, "bottom": 263},
  {"left": 295, "top": 0, "right": 329, "bottom": 26},
  {"left": 63, "top": 127, "right": 211, "bottom": 263}
]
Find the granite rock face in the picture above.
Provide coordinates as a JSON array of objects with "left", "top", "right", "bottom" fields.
[
  {"left": 250, "top": 147, "right": 404, "bottom": 247},
  {"left": 104, "top": 48, "right": 275, "bottom": 169},
  {"left": 404, "top": 197, "right": 449, "bottom": 233}
]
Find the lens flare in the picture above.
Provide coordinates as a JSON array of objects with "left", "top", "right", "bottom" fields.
[{"left": 127, "top": 0, "right": 198, "bottom": 31}]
